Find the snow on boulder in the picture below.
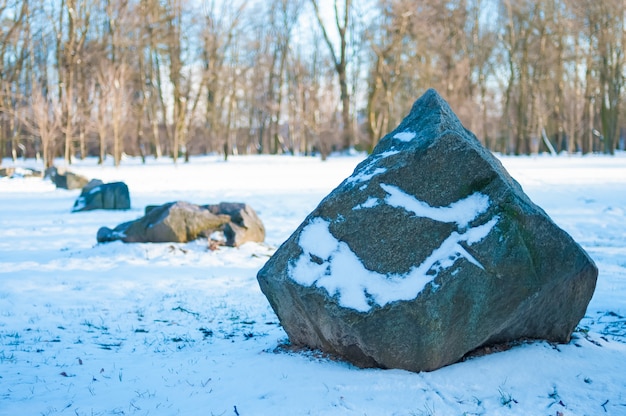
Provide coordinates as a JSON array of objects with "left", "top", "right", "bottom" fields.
[
  {"left": 97, "top": 201, "right": 265, "bottom": 247},
  {"left": 72, "top": 180, "right": 131, "bottom": 212},
  {"left": 256, "top": 88, "right": 598, "bottom": 372}
]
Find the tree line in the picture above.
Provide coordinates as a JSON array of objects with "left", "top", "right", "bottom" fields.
[{"left": 1, "top": 0, "right": 624, "bottom": 168}]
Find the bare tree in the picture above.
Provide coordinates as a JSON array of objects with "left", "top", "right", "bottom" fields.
[
  {"left": 310, "top": 0, "right": 353, "bottom": 150},
  {"left": 591, "top": 0, "right": 625, "bottom": 154},
  {"left": 365, "top": 1, "right": 416, "bottom": 152},
  {"left": 2, "top": 0, "right": 626, "bottom": 162},
  {"left": 468, "top": 0, "right": 498, "bottom": 149},
  {"left": 0, "top": 0, "right": 29, "bottom": 164},
  {"left": 91, "top": 76, "right": 108, "bottom": 164},
  {"left": 96, "top": 63, "right": 131, "bottom": 166},
  {"left": 500, "top": 0, "right": 544, "bottom": 154},
  {"left": 251, "top": 0, "right": 301, "bottom": 154},
  {"left": 19, "top": 82, "right": 62, "bottom": 170},
  {"left": 56, "top": 0, "right": 90, "bottom": 164}
]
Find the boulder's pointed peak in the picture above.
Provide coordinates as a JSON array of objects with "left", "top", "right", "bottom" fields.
[
  {"left": 412, "top": 88, "right": 445, "bottom": 106},
  {"left": 410, "top": 88, "right": 453, "bottom": 116},
  {"left": 373, "top": 88, "right": 470, "bottom": 154},
  {"left": 407, "top": 88, "right": 464, "bottom": 132}
]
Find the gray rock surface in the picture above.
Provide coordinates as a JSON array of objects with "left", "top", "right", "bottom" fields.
[
  {"left": 72, "top": 180, "right": 130, "bottom": 211},
  {"left": 45, "top": 166, "right": 89, "bottom": 190},
  {"left": 256, "top": 88, "right": 598, "bottom": 372},
  {"left": 0, "top": 167, "right": 15, "bottom": 177},
  {"left": 97, "top": 201, "right": 265, "bottom": 247},
  {"left": 0, "top": 167, "right": 41, "bottom": 178},
  {"left": 204, "top": 202, "right": 266, "bottom": 247}
]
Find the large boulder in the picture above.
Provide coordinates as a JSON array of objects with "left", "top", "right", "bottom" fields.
[
  {"left": 97, "top": 201, "right": 265, "bottom": 247},
  {"left": 72, "top": 180, "right": 131, "bottom": 212},
  {"left": 256, "top": 89, "right": 598, "bottom": 372}
]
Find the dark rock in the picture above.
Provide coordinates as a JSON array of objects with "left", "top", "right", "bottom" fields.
[
  {"left": 256, "top": 88, "right": 598, "bottom": 373},
  {"left": 0, "top": 167, "right": 15, "bottom": 177},
  {"left": 0, "top": 167, "right": 41, "bottom": 178},
  {"left": 82, "top": 178, "right": 105, "bottom": 193},
  {"left": 97, "top": 201, "right": 265, "bottom": 247},
  {"left": 203, "top": 202, "right": 266, "bottom": 247},
  {"left": 99, "top": 201, "right": 226, "bottom": 243},
  {"left": 72, "top": 180, "right": 130, "bottom": 212},
  {"left": 97, "top": 222, "right": 132, "bottom": 243},
  {"left": 45, "top": 166, "right": 89, "bottom": 190},
  {"left": 43, "top": 166, "right": 57, "bottom": 180}
]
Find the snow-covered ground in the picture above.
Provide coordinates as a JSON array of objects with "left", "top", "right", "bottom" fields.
[{"left": 1, "top": 153, "right": 625, "bottom": 416}]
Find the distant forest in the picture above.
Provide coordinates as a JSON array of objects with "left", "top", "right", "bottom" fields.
[{"left": 1, "top": 0, "right": 625, "bottom": 168}]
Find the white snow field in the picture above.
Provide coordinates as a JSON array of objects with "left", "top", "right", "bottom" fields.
[{"left": 1, "top": 153, "right": 625, "bottom": 416}]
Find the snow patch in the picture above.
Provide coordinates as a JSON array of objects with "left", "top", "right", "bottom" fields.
[
  {"left": 347, "top": 167, "right": 387, "bottom": 185},
  {"left": 1, "top": 154, "right": 624, "bottom": 415},
  {"left": 393, "top": 131, "right": 416, "bottom": 142},
  {"left": 353, "top": 197, "right": 380, "bottom": 210},
  {"left": 381, "top": 184, "right": 490, "bottom": 228},
  {"left": 345, "top": 151, "right": 400, "bottom": 185},
  {"left": 298, "top": 217, "right": 338, "bottom": 261},
  {"left": 290, "top": 186, "right": 498, "bottom": 312},
  {"left": 73, "top": 198, "right": 86, "bottom": 211},
  {"left": 379, "top": 150, "right": 401, "bottom": 158}
]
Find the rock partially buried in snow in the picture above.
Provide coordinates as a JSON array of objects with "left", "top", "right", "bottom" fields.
[
  {"left": 97, "top": 201, "right": 265, "bottom": 247},
  {"left": 256, "top": 89, "right": 598, "bottom": 372},
  {"left": 72, "top": 180, "right": 131, "bottom": 212},
  {"left": 45, "top": 166, "right": 89, "bottom": 190},
  {"left": 204, "top": 202, "right": 266, "bottom": 247}
]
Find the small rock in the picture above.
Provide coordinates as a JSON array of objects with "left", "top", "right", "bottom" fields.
[
  {"left": 45, "top": 166, "right": 89, "bottom": 190},
  {"left": 72, "top": 180, "right": 130, "bottom": 211},
  {"left": 98, "top": 201, "right": 265, "bottom": 247}
]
